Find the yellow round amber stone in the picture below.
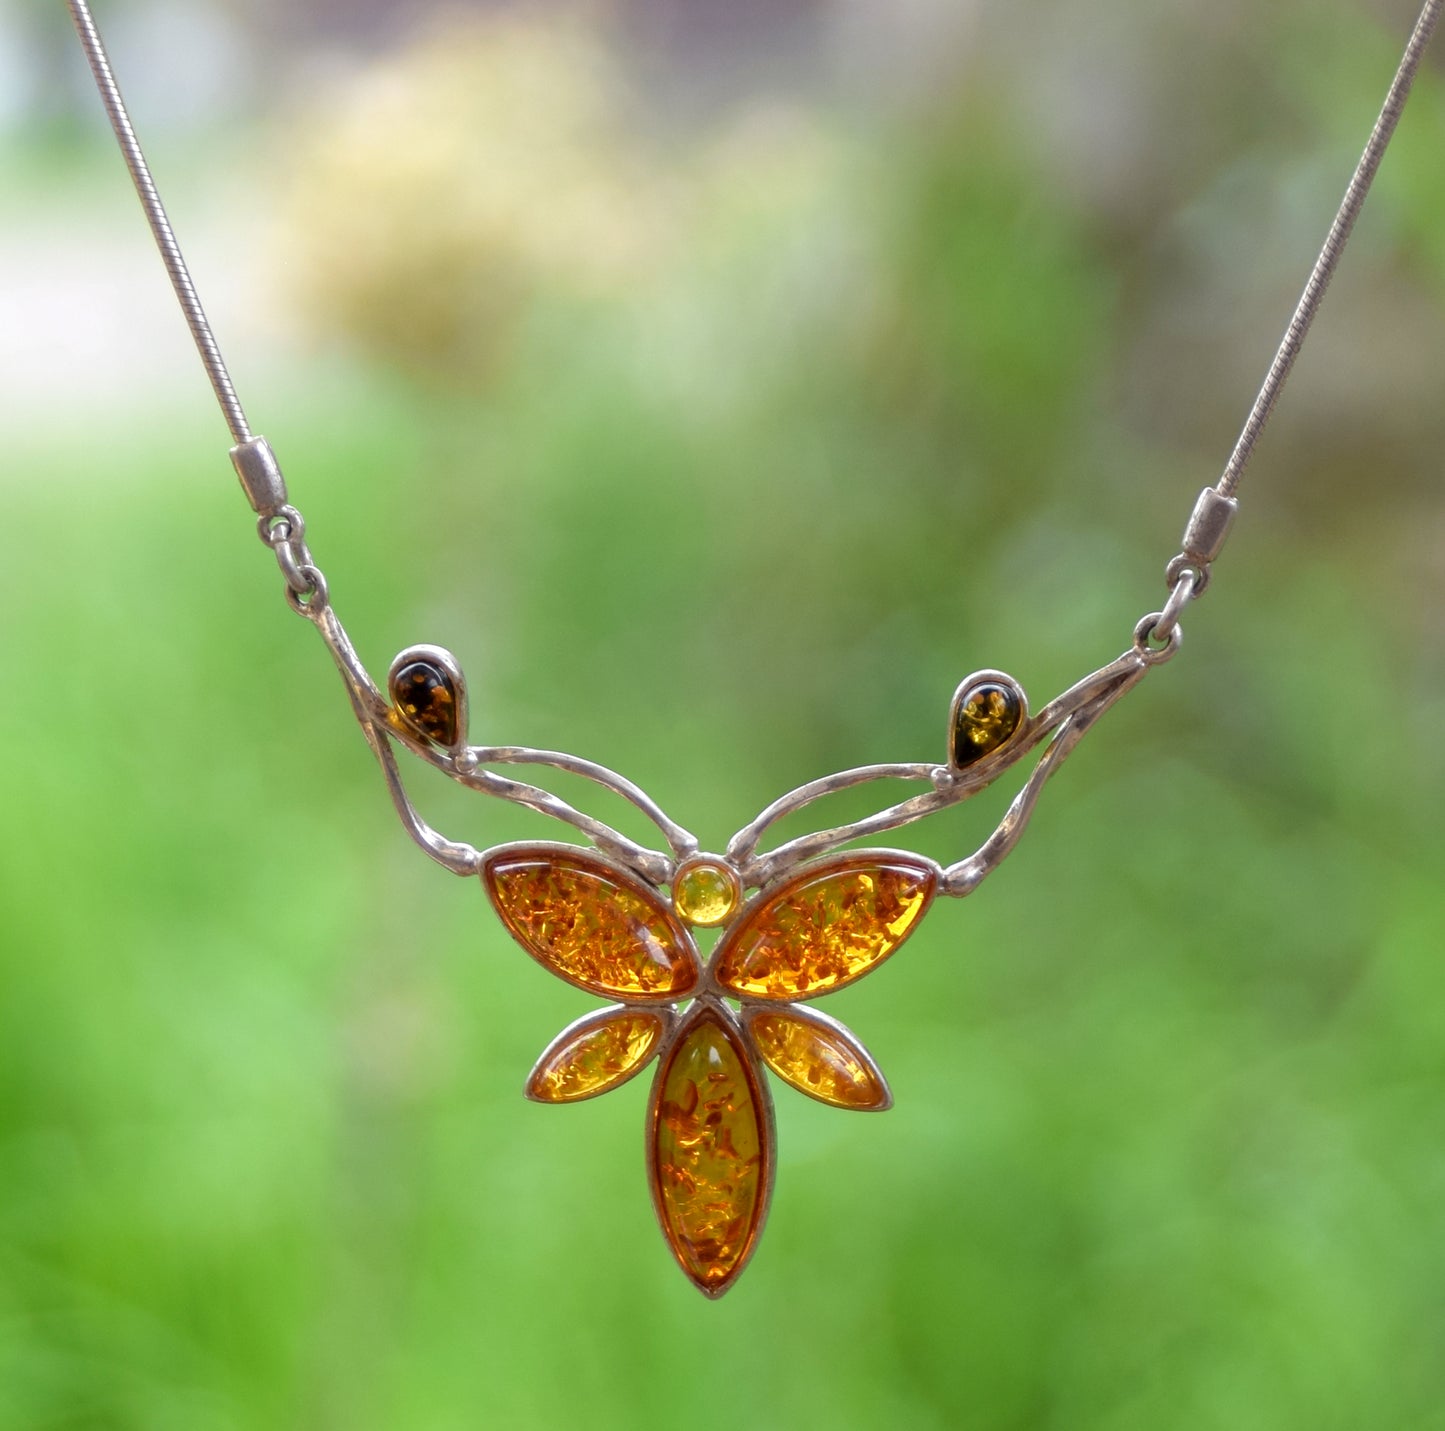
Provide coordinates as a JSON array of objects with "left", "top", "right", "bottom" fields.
[{"left": 672, "top": 859, "right": 740, "bottom": 928}]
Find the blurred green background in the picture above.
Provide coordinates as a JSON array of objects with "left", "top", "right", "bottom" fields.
[{"left": 3, "top": 0, "right": 1445, "bottom": 1427}]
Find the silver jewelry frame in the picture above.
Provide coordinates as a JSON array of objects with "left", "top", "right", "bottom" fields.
[
  {"left": 279, "top": 581, "right": 1168, "bottom": 1294},
  {"left": 305, "top": 599, "right": 1154, "bottom": 903}
]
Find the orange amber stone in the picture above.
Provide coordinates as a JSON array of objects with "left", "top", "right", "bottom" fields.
[
  {"left": 749, "top": 1010, "right": 890, "bottom": 1110},
  {"left": 483, "top": 847, "right": 698, "bottom": 1000},
  {"left": 650, "top": 1007, "right": 770, "bottom": 1297},
  {"left": 527, "top": 1009, "right": 664, "bottom": 1102},
  {"left": 712, "top": 854, "right": 937, "bottom": 1000}
]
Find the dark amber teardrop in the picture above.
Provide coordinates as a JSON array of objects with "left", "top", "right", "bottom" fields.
[
  {"left": 389, "top": 660, "right": 460, "bottom": 746},
  {"left": 950, "top": 680, "right": 1023, "bottom": 767}
]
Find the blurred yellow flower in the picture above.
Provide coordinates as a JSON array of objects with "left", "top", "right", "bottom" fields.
[{"left": 276, "top": 9, "right": 673, "bottom": 381}]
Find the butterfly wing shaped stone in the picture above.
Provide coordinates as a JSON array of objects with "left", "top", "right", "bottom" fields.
[
  {"left": 525, "top": 1005, "right": 670, "bottom": 1103},
  {"left": 741, "top": 1003, "right": 892, "bottom": 1110},
  {"left": 711, "top": 850, "right": 939, "bottom": 1001},
  {"left": 481, "top": 842, "right": 700, "bottom": 1001}
]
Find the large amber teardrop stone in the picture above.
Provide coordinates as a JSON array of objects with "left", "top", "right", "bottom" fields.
[
  {"left": 749, "top": 1009, "right": 890, "bottom": 1111},
  {"left": 712, "top": 854, "right": 937, "bottom": 1000},
  {"left": 483, "top": 845, "right": 699, "bottom": 1001},
  {"left": 527, "top": 1008, "right": 665, "bottom": 1102},
  {"left": 389, "top": 659, "right": 460, "bottom": 747},
  {"left": 949, "top": 679, "right": 1023, "bottom": 768},
  {"left": 649, "top": 1007, "right": 771, "bottom": 1297}
]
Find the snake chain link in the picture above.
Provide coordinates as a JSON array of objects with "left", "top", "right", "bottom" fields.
[
  {"left": 1147, "top": 0, "right": 1442, "bottom": 651},
  {"left": 67, "top": 0, "right": 251, "bottom": 445},
  {"left": 1215, "top": 0, "right": 1443, "bottom": 503},
  {"left": 66, "top": 0, "right": 1442, "bottom": 644}
]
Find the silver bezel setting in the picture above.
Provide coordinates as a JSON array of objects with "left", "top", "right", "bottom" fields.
[
  {"left": 946, "top": 668, "right": 1030, "bottom": 773},
  {"left": 386, "top": 642, "right": 470, "bottom": 755}
]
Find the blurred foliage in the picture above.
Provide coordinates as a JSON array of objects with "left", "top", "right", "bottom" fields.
[{"left": 2, "top": 2, "right": 1444, "bottom": 1428}]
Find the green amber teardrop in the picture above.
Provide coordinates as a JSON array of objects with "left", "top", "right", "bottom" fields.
[
  {"left": 389, "top": 660, "right": 460, "bottom": 746},
  {"left": 949, "top": 680, "right": 1023, "bottom": 767}
]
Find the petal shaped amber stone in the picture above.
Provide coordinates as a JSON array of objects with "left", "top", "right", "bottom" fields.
[
  {"left": 712, "top": 854, "right": 937, "bottom": 1000},
  {"left": 527, "top": 1009, "right": 664, "bottom": 1103},
  {"left": 749, "top": 1010, "right": 890, "bottom": 1110},
  {"left": 483, "top": 847, "right": 698, "bottom": 1001},
  {"left": 650, "top": 1008, "right": 771, "bottom": 1297}
]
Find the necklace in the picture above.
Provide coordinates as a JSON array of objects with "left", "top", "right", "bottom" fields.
[{"left": 67, "top": 0, "right": 1443, "bottom": 1299}]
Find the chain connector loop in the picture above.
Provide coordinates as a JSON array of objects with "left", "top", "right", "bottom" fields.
[
  {"left": 1133, "top": 611, "right": 1183, "bottom": 665},
  {"left": 274, "top": 535, "right": 316, "bottom": 595},
  {"left": 1164, "top": 553, "right": 1211, "bottom": 596},
  {"left": 1152, "top": 568, "right": 1198, "bottom": 644},
  {"left": 258, "top": 504, "right": 305, "bottom": 548},
  {"left": 284, "top": 565, "right": 329, "bottom": 618}
]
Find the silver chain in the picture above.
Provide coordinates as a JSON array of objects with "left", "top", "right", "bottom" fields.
[
  {"left": 66, "top": 0, "right": 251, "bottom": 445},
  {"left": 1216, "top": 0, "right": 1442, "bottom": 504},
  {"left": 1147, "top": 0, "right": 1443, "bottom": 652},
  {"left": 65, "top": 0, "right": 331, "bottom": 618},
  {"left": 66, "top": 0, "right": 1441, "bottom": 644}
]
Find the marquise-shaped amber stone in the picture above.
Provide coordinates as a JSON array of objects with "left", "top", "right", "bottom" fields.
[
  {"left": 483, "top": 847, "right": 698, "bottom": 1001},
  {"left": 749, "top": 1010, "right": 890, "bottom": 1110},
  {"left": 527, "top": 1009, "right": 665, "bottom": 1103},
  {"left": 650, "top": 1008, "right": 770, "bottom": 1297},
  {"left": 712, "top": 854, "right": 937, "bottom": 1000}
]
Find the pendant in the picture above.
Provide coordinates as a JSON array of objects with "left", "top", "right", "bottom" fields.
[
  {"left": 484, "top": 841, "right": 931, "bottom": 1295},
  {"left": 301, "top": 610, "right": 1168, "bottom": 1295}
]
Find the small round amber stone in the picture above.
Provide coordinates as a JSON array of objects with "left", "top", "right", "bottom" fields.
[
  {"left": 672, "top": 859, "right": 740, "bottom": 928},
  {"left": 389, "top": 660, "right": 459, "bottom": 746},
  {"left": 950, "top": 681, "right": 1022, "bottom": 767}
]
